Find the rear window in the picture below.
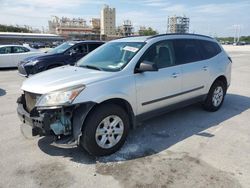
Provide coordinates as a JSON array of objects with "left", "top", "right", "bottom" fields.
[
  {"left": 173, "top": 39, "right": 203, "bottom": 64},
  {"left": 199, "top": 40, "right": 222, "bottom": 59}
]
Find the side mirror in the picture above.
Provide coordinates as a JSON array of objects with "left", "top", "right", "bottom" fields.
[{"left": 135, "top": 61, "right": 158, "bottom": 73}]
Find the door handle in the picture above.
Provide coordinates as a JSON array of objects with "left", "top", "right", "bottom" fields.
[
  {"left": 172, "top": 73, "right": 179, "bottom": 78},
  {"left": 203, "top": 66, "right": 208, "bottom": 71}
]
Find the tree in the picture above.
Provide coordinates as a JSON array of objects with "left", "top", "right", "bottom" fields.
[
  {"left": 0, "top": 24, "right": 32, "bottom": 33},
  {"left": 139, "top": 27, "right": 158, "bottom": 36}
]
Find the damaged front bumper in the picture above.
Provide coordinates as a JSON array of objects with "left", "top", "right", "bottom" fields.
[{"left": 17, "top": 94, "right": 95, "bottom": 145}]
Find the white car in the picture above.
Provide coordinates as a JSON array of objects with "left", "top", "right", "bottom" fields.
[
  {"left": 0, "top": 45, "right": 43, "bottom": 68},
  {"left": 17, "top": 34, "right": 231, "bottom": 156}
]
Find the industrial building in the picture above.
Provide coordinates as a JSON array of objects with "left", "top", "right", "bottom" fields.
[
  {"left": 101, "top": 5, "right": 116, "bottom": 36},
  {"left": 117, "top": 20, "right": 134, "bottom": 37},
  {"left": 167, "top": 16, "right": 190, "bottom": 33},
  {"left": 48, "top": 16, "right": 100, "bottom": 40}
]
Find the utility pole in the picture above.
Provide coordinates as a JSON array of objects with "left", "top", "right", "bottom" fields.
[{"left": 233, "top": 25, "right": 241, "bottom": 43}]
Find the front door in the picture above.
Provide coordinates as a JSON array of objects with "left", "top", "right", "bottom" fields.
[{"left": 135, "top": 40, "right": 182, "bottom": 115}]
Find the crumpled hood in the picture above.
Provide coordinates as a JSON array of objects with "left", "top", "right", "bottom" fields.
[
  {"left": 21, "top": 65, "right": 114, "bottom": 94},
  {"left": 22, "top": 52, "right": 62, "bottom": 64},
  {"left": 22, "top": 53, "right": 46, "bottom": 62}
]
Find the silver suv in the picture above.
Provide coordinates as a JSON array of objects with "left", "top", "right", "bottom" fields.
[{"left": 17, "top": 34, "right": 232, "bottom": 156}]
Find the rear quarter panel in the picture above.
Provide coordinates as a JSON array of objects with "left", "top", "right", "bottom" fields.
[{"left": 207, "top": 51, "right": 231, "bottom": 91}]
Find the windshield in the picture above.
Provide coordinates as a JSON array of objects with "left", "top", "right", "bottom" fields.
[
  {"left": 48, "top": 42, "right": 75, "bottom": 54},
  {"left": 76, "top": 42, "right": 145, "bottom": 71}
]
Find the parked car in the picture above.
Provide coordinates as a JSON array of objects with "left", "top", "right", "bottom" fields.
[
  {"left": 18, "top": 40, "right": 104, "bottom": 76},
  {"left": 17, "top": 34, "right": 232, "bottom": 156},
  {"left": 0, "top": 45, "right": 43, "bottom": 68},
  {"left": 30, "top": 42, "right": 46, "bottom": 49}
]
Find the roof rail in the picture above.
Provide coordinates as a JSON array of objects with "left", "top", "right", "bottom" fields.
[{"left": 146, "top": 33, "right": 213, "bottom": 40}]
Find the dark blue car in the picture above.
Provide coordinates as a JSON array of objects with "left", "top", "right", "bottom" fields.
[{"left": 18, "top": 40, "right": 104, "bottom": 76}]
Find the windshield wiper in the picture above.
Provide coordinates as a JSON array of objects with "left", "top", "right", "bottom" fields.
[{"left": 80, "top": 65, "right": 102, "bottom": 71}]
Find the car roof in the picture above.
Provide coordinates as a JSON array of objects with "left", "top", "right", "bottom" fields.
[
  {"left": 0, "top": 44, "right": 27, "bottom": 48},
  {"left": 112, "top": 36, "right": 149, "bottom": 43},
  {"left": 68, "top": 40, "right": 105, "bottom": 44},
  {"left": 112, "top": 34, "right": 215, "bottom": 43}
]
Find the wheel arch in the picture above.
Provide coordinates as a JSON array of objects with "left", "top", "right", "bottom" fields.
[
  {"left": 211, "top": 75, "right": 228, "bottom": 90},
  {"left": 89, "top": 98, "right": 136, "bottom": 130},
  {"left": 83, "top": 98, "right": 136, "bottom": 129}
]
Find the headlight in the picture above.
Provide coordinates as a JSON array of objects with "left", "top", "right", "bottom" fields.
[
  {"left": 35, "top": 85, "right": 85, "bottom": 107},
  {"left": 25, "top": 60, "right": 39, "bottom": 66}
]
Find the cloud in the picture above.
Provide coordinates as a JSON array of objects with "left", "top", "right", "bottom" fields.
[
  {"left": 0, "top": 0, "right": 249, "bottom": 36},
  {"left": 193, "top": 1, "right": 250, "bottom": 15},
  {"left": 0, "top": 0, "right": 103, "bottom": 29},
  {"left": 161, "top": 4, "right": 187, "bottom": 14},
  {"left": 144, "top": 0, "right": 169, "bottom": 7}
]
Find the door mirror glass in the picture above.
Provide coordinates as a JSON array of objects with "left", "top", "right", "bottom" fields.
[{"left": 136, "top": 61, "right": 158, "bottom": 73}]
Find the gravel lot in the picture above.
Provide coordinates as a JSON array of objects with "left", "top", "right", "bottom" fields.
[{"left": 0, "top": 45, "right": 249, "bottom": 188}]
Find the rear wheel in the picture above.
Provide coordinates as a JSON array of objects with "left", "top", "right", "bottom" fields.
[
  {"left": 203, "top": 80, "right": 226, "bottom": 112},
  {"left": 80, "top": 104, "right": 129, "bottom": 156}
]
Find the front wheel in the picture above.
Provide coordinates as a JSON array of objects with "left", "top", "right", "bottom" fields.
[
  {"left": 203, "top": 80, "right": 226, "bottom": 112},
  {"left": 80, "top": 104, "right": 129, "bottom": 156}
]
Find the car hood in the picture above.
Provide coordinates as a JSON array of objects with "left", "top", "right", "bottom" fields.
[
  {"left": 22, "top": 52, "right": 61, "bottom": 63},
  {"left": 21, "top": 65, "right": 114, "bottom": 94}
]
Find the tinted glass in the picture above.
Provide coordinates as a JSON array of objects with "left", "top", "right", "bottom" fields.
[
  {"left": 23, "top": 47, "right": 30, "bottom": 52},
  {"left": 141, "top": 40, "right": 175, "bottom": 69},
  {"left": 88, "top": 43, "right": 102, "bottom": 52},
  {"left": 173, "top": 39, "right": 203, "bottom": 64},
  {"left": 199, "top": 40, "right": 222, "bottom": 59},
  {"left": 13, "top": 46, "right": 29, "bottom": 53},
  {"left": 0, "top": 47, "right": 11, "bottom": 54},
  {"left": 70, "top": 44, "right": 87, "bottom": 54},
  {"left": 48, "top": 42, "right": 74, "bottom": 54},
  {"left": 77, "top": 42, "right": 145, "bottom": 71}
]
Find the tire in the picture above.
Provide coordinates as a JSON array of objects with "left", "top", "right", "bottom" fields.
[
  {"left": 203, "top": 80, "right": 226, "bottom": 112},
  {"left": 80, "top": 103, "right": 129, "bottom": 156}
]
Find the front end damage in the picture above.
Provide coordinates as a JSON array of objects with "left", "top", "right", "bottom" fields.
[{"left": 17, "top": 92, "right": 95, "bottom": 145}]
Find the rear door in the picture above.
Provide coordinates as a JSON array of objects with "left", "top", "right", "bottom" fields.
[
  {"left": 0, "top": 47, "right": 13, "bottom": 67},
  {"left": 173, "top": 39, "right": 209, "bottom": 100},
  {"left": 135, "top": 40, "right": 182, "bottom": 114}
]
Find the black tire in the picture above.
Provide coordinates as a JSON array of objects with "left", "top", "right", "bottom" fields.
[
  {"left": 80, "top": 103, "right": 129, "bottom": 156},
  {"left": 203, "top": 80, "right": 226, "bottom": 112}
]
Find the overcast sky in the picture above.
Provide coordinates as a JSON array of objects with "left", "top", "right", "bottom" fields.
[{"left": 0, "top": 0, "right": 250, "bottom": 37}]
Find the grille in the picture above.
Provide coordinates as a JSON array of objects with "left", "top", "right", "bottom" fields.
[{"left": 24, "top": 92, "right": 41, "bottom": 112}]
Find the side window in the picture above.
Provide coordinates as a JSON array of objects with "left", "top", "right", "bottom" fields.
[
  {"left": 173, "top": 39, "right": 203, "bottom": 64},
  {"left": 74, "top": 44, "right": 87, "bottom": 54},
  {"left": 199, "top": 40, "right": 222, "bottom": 59},
  {"left": 22, "top": 47, "right": 30, "bottom": 52},
  {"left": 13, "top": 46, "right": 28, "bottom": 53},
  {"left": 140, "top": 40, "right": 175, "bottom": 69},
  {"left": 88, "top": 43, "right": 102, "bottom": 52},
  {"left": 0, "top": 47, "right": 11, "bottom": 54}
]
